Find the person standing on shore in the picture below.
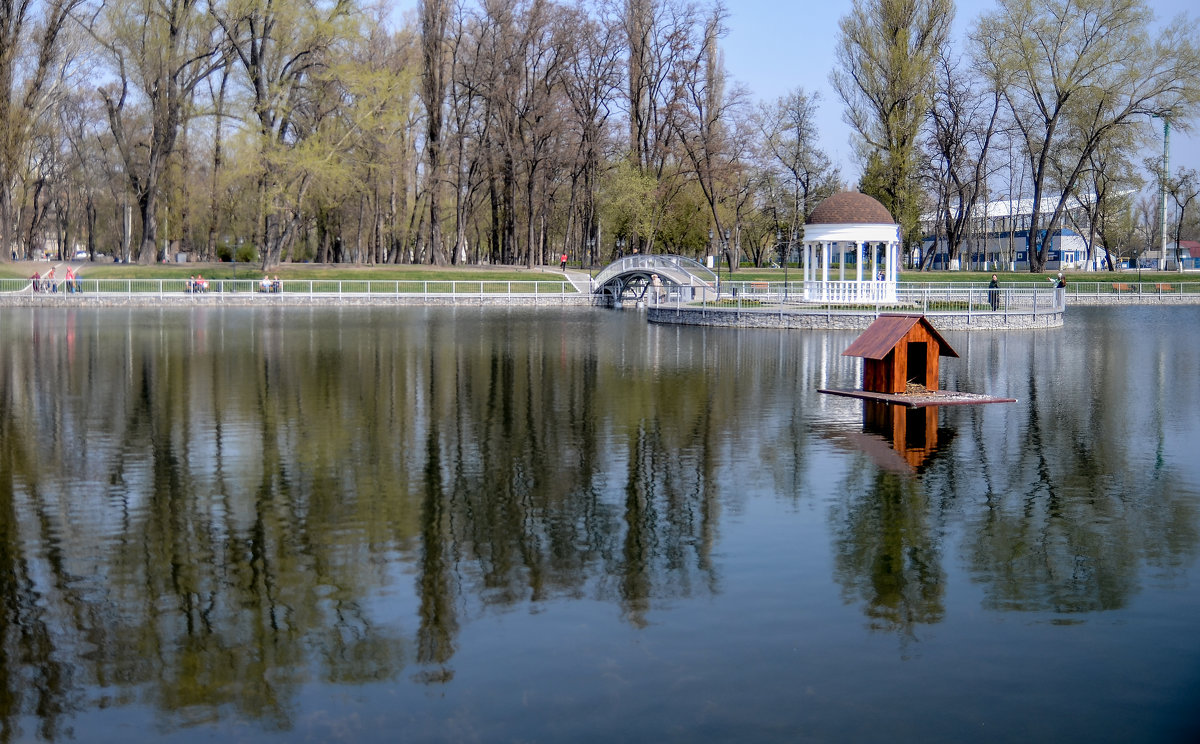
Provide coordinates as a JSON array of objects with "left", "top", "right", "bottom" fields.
[
  {"left": 1052, "top": 272, "right": 1065, "bottom": 306},
  {"left": 988, "top": 274, "right": 1000, "bottom": 311}
]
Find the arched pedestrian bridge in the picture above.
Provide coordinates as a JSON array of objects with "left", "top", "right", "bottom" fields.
[{"left": 591, "top": 254, "right": 718, "bottom": 304}]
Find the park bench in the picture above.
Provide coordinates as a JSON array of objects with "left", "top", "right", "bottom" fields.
[
  {"left": 1155, "top": 283, "right": 1173, "bottom": 293},
  {"left": 749, "top": 282, "right": 769, "bottom": 291},
  {"left": 1112, "top": 283, "right": 1134, "bottom": 293}
]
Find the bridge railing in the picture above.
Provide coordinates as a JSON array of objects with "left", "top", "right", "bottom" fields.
[{"left": 591, "top": 254, "right": 717, "bottom": 289}]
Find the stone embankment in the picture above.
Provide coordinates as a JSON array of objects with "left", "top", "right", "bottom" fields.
[{"left": 644, "top": 305, "right": 1063, "bottom": 331}]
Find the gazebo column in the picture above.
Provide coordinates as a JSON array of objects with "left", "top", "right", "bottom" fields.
[
  {"left": 821, "top": 242, "right": 830, "bottom": 287},
  {"left": 854, "top": 240, "right": 863, "bottom": 300},
  {"left": 803, "top": 242, "right": 813, "bottom": 299},
  {"left": 883, "top": 241, "right": 891, "bottom": 284},
  {"left": 872, "top": 243, "right": 880, "bottom": 299}
]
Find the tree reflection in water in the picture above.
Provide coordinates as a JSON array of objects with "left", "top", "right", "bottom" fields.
[
  {"left": 0, "top": 306, "right": 1195, "bottom": 740},
  {"left": 0, "top": 307, "right": 727, "bottom": 737}
]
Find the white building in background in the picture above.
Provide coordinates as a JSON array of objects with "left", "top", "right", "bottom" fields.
[{"left": 919, "top": 193, "right": 1112, "bottom": 271}]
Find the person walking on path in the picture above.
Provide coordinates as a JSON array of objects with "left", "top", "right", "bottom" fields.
[
  {"left": 560, "top": 252, "right": 568, "bottom": 271},
  {"left": 988, "top": 274, "right": 1000, "bottom": 311}
]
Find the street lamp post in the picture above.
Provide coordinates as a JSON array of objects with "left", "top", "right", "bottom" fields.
[
  {"left": 724, "top": 228, "right": 731, "bottom": 289},
  {"left": 776, "top": 229, "right": 786, "bottom": 303},
  {"left": 789, "top": 230, "right": 797, "bottom": 302}
]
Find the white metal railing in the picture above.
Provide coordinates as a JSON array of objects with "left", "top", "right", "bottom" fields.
[
  {"left": 1062, "top": 280, "right": 1200, "bottom": 297},
  {"left": 591, "top": 254, "right": 718, "bottom": 291},
  {"left": 649, "top": 281, "right": 1065, "bottom": 316},
  {"left": 0, "top": 277, "right": 579, "bottom": 297}
]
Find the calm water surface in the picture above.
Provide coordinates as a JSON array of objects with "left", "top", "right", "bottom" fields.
[{"left": 1, "top": 305, "right": 1198, "bottom": 743}]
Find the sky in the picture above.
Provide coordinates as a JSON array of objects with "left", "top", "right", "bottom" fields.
[{"left": 721, "top": 0, "right": 1200, "bottom": 188}]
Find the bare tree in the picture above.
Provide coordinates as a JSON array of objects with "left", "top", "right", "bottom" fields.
[
  {"left": 94, "top": 0, "right": 224, "bottom": 264},
  {"left": 754, "top": 87, "right": 840, "bottom": 253},
  {"left": 623, "top": 0, "right": 699, "bottom": 253},
  {"left": 672, "top": 3, "right": 748, "bottom": 272},
  {"left": 0, "top": 0, "right": 83, "bottom": 261},
  {"left": 559, "top": 2, "right": 621, "bottom": 268},
  {"left": 974, "top": 0, "right": 1200, "bottom": 272},
  {"left": 1168, "top": 167, "right": 1199, "bottom": 266},
  {"left": 420, "top": 0, "right": 451, "bottom": 265},
  {"left": 1130, "top": 193, "right": 1159, "bottom": 269},
  {"left": 925, "top": 48, "right": 1001, "bottom": 271},
  {"left": 57, "top": 87, "right": 109, "bottom": 260},
  {"left": 1065, "top": 129, "right": 1142, "bottom": 271},
  {"left": 444, "top": 4, "right": 491, "bottom": 264}
]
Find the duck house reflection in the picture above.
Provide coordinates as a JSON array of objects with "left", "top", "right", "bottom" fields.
[{"left": 862, "top": 401, "right": 954, "bottom": 471}]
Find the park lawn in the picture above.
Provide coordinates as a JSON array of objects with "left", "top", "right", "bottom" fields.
[
  {"left": 4, "top": 259, "right": 1189, "bottom": 286},
  {"left": 0, "top": 261, "right": 570, "bottom": 283}
]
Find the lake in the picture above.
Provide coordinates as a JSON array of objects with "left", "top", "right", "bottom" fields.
[{"left": 1, "top": 305, "right": 1197, "bottom": 743}]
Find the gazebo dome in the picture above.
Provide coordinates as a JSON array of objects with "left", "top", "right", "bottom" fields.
[
  {"left": 800, "top": 190, "right": 901, "bottom": 306},
  {"left": 808, "top": 191, "right": 895, "bottom": 226}
]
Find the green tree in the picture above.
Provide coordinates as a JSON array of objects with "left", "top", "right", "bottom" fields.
[
  {"left": 973, "top": 0, "right": 1200, "bottom": 272},
  {"left": 96, "top": 0, "right": 224, "bottom": 264},
  {"left": 210, "top": 0, "right": 356, "bottom": 268},
  {"left": 832, "top": 0, "right": 952, "bottom": 252}
]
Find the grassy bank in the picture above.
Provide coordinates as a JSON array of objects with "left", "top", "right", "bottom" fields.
[{"left": 3, "top": 259, "right": 1192, "bottom": 286}]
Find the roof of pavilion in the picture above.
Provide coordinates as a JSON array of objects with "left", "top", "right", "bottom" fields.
[{"left": 808, "top": 192, "right": 895, "bottom": 226}]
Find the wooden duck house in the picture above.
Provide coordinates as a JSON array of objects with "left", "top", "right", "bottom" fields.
[
  {"left": 819, "top": 314, "right": 1015, "bottom": 407},
  {"left": 840, "top": 314, "right": 957, "bottom": 394}
]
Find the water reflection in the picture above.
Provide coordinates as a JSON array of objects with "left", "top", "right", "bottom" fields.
[{"left": 0, "top": 306, "right": 1197, "bottom": 739}]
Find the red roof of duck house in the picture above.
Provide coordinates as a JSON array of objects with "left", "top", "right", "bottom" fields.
[{"left": 841, "top": 314, "right": 959, "bottom": 360}]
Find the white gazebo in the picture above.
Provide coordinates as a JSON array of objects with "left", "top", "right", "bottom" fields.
[{"left": 802, "top": 192, "right": 901, "bottom": 304}]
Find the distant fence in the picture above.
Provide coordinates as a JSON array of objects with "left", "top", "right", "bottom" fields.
[
  {"left": 0, "top": 278, "right": 581, "bottom": 298},
  {"left": 1062, "top": 280, "right": 1200, "bottom": 302}
]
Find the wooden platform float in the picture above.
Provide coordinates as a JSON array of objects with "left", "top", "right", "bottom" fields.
[
  {"left": 818, "top": 387, "right": 1017, "bottom": 408},
  {"left": 818, "top": 313, "right": 1016, "bottom": 407}
]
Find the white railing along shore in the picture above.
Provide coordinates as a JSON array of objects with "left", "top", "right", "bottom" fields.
[
  {"left": 0, "top": 278, "right": 579, "bottom": 297},
  {"left": 645, "top": 281, "right": 1066, "bottom": 318}
]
